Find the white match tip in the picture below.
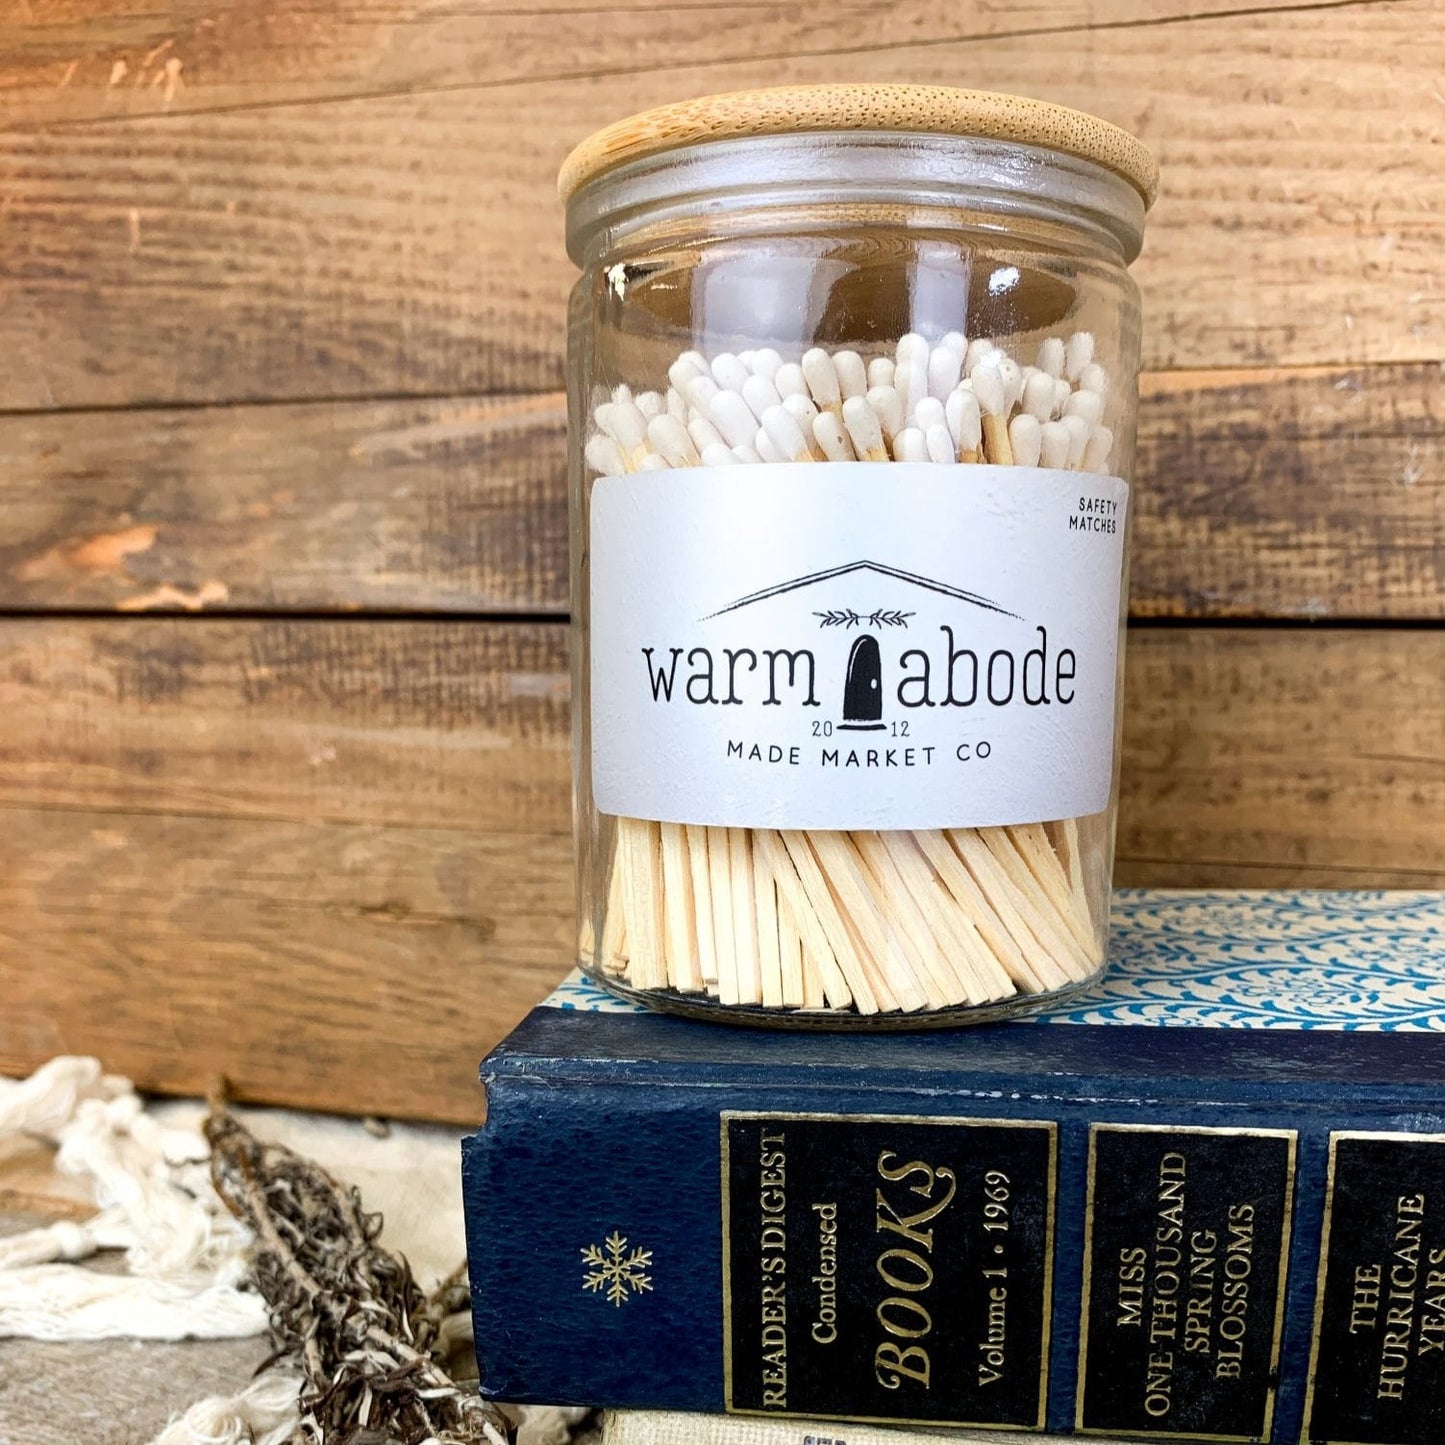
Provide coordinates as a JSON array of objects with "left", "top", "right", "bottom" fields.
[
  {"left": 1064, "top": 389, "right": 1104, "bottom": 426},
  {"left": 914, "top": 396, "right": 946, "bottom": 435},
  {"left": 925, "top": 423, "right": 955, "bottom": 465},
  {"left": 1008, "top": 414, "right": 1043, "bottom": 468},
  {"left": 892, "top": 427, "right": 928, "bottom": 464},
  {"left": 964, "top": 338, "right": 994, "bottom": 373},
  {"left": 754, "top": 427, "right": 784, "bottom": 464},
  {"left": 1082, "top": 424, "right": 1114, "bottom": 473},
  {"left": 812, "top": 411, "right": 855, "bottom": 462},
  {"left": 1023, "top": 371, "right": 1056, "bottom": 421},
  {"left": 895, "top": 332, "right": 929, "bottom": 365},
  {"left": 648, "top": 413, "right": 699, "bottom": 467},
  {"left": 867, "top": 356, "right": 896, "bottom": 390},
  {"left": 762, "top": 405, "right": 811, "bottom": 463},
  {"left": 927, "top": 345, "right": 963, "bottom": 400},
  {"left": 711, "top": 352, "right": 749, "bottom": 392},
  {"left": 700, "top": 443, "right": 738, "bottom": 467},
  {"left": 1079, "top": 362, "right": 1109, "bottom": 397},
  {"left": 1062, "top": 413, "right": 1091, "bottom": 467},
  {"left": 781, "top": 392, "right": 819, "bottom": 425},
  {"left": 801, "top": 348, "right": 841, "bottom": 406},
  {"left": 866, "top": 385, "right": 904, "bottom": 441},
  {"left": 596, "top": 400, "right": 647, "bottom": 450},
  {"left": 688, "top": 416, "right": 724, "bottom": 453},
  {"left": 774, "top": 363, "right": 807, "bottom": 398},
  {"left": 752, "top": 348, "right": 783, "bottom": 380},
  {"left": 585, "top": 435, "right": 626, "bottom": 475},
  {"left": 741, "top": 373, "right": 782, "bottom": 421},
  {"left": 1037, "top": 336, "right": 1066, "bottom": 378},
  {"left": 711, "top": 390, "right": 760, "bottom": 449},
  {"left": 1040, "top": 420, "right": 1071, "bottom": 470},
  {"left": 686, "top": 374, "right": 720, "bottom": 412},
  {"left": 1065, "top": 331, "right": 1095, "bottom": 382},
  {"left": 669, "top": 356, "right": 705, "bottom": 392},
  {"left": 946, "top": 387, "right": 982, "bottom": 450},
  {"left": 635, "top": 390, "right": 665, "bottom": 419},
  {"left": 997, "top": 357, "right": 1024, "bottom": 411},
  {"left": 832, "top": 350, "right": 867, "bottom": 399},
  {"left": 969, "top": 358, "right": 1006, "bottom": 418},
  {"left": 841, "top": 394, "right": 884, "bottom": 459}
]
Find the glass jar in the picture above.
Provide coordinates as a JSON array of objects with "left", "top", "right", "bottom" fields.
[{"left": 560, "top": 86, "right": 1156, "bottom": 1025}]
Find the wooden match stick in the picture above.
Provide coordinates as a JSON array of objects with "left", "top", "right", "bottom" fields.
[
  {"left": 619, "top": 817, "right": 666, "bottom": 990},
  {"left": 753, "top": 843, "right": 785, "bottom": 1009},
  {"left": 777, "top": 879, "right": 807, "bottom": 1009},
  {"left": 877, "top": 830, "right": 1009, "bottom": 1002},
  {"left": 946, "top": 830, "right": 1080, "bottom": 990},
  {"left": 807, "top": 832, "right": 931, "bottom": 1012},
  {"left": 1006, "top": 822, "right": 1097, "bottom": 959},
  {"left": 660, "top": 821, "right": 703, "bottom": 992},
  {"left": 976, "top": 826, "right": 1093, "bottom": 974},
  {"left": 911, "top": 828, "right": 1049, "bottom": 994},
  {"left": 707, "top": 824, "right": 736, "bottom": 999},
  {"left": 853, "top": 831, "right": 967, "bottom": 1008},
  {"left": 756, "top": 829, "right": 857, "bottom": 1010},
  {"left": 600, "top": 826, "right": 629, "bottom": 976},
  {"left": 685, "top": 823, "right": 719, "bottom": 986}
]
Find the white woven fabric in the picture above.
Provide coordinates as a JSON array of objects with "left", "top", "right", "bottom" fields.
[
  {"left": 145, "top": 1371, "right": 302, "bottom": 1445},
  {"left": 0, "top": 1057, "right": 265, "bottom": 1342}
]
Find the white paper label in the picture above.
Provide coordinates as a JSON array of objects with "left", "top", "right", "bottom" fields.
[{"left": 590, "top": 463, "right": 1128, "bottom": 831}]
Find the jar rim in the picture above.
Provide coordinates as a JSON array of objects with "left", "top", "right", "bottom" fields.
[
  {"left": 564, "top": 130, "right": 1149, "bottom": 268},
  {"left": 558, "top": 84, "right": 1159, "bottom": 209}
]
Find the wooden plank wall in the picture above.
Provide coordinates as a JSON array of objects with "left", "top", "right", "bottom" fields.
[{"left": 1, "top": 2, "right": 1441, "bottom": 1123}]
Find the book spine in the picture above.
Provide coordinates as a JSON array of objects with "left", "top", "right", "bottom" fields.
[{"left": 465, "top": 1071, "right": 1445, "bottom": 1444}]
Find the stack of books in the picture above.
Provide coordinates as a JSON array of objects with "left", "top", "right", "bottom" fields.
[{"left": 464, "top": 890, "right": 1445, "bottom": 1445}]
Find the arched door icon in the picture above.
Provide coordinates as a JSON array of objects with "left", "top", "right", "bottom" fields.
[{"left": 839, "top": 634, "right": 886, "bottom": 731}]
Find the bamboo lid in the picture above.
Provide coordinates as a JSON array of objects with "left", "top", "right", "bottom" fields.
[{"left": 559, "top": 84, "right": 1158, "bottom": 208}]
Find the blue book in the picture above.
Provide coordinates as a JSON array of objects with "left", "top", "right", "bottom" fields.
[{"left": 464, "top": 891, "right": 1445, "bottom": 1445}]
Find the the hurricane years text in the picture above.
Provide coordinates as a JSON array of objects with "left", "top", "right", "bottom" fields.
[{"left": 1344, "top": 1191, "right": 1445, "bottom": 1404}]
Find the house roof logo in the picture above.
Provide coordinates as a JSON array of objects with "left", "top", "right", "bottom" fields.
[{"left": 701, "top": 560, "right": 1021, "bottom": 623}]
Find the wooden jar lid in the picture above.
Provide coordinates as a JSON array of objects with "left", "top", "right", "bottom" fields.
[{"left": 559, "top": 84, "right": 1158, "bottom": 208}]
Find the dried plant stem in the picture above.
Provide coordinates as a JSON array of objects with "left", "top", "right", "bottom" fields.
[{"left": 204, "top": 1107, "right": 512, "bottom": 1445}]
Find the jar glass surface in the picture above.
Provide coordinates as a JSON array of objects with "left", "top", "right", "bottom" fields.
[{"left": 567, "top": 124, "right": 1147, "bottom": 1026}]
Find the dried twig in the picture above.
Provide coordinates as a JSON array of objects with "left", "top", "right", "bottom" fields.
[{"left": 205, "top": 1105, "right": 512, "bottom": 1445}]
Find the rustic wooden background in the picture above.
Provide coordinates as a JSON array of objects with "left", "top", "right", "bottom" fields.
[{"left": 0, "top": 1, "right": 1441, "bottom": 1124}]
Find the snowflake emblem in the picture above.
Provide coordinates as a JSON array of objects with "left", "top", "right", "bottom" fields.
[{"left": 580, "top": 1230, "right": 653, "bottom": 1307}]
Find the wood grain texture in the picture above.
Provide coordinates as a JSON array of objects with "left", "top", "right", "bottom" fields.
[
  {"left": 2, "top": 2, "right": 1441, "bottom": 409},
  {"left": 0, "top": 393, "right": 568, "bottom": 614},
  {"left": 1119, "top": 628, "right": 1445, "bottom": 883},
  {"left": 0, "top": 0, "right": 1326, "bottom": 127},
  {"left": 1131, "top": 362, "right": 1445, "bottom": 620},
  {"left": 0, "top": 806, "right": 571, "bottom": 1121},
  {"left": 0, "top": 620, "right": 570, "bottom": 831},
  {"left": 1, "top": 364, "right": 1439, "bottom": 619},
  {"left": 0, "top": 622, "right": 1440, "bottom": 1120}
]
